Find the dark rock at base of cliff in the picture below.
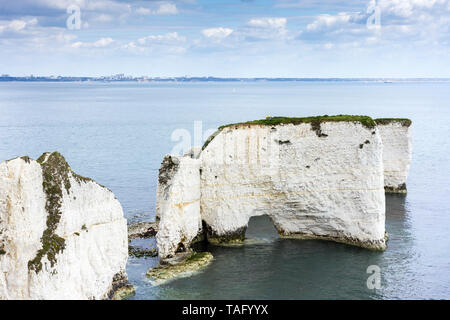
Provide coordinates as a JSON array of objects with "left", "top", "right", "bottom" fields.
[
  {"left": 128, "top": 245, "right": 158, "bottom": 258},
  {"left": 384, "top": 183, "right": 407, "bottom": 194},
  {"left": 203, "top": 221, "right": 246, "bottom": 245},
  {"left": 105, "top": 271, "right": 135, "bottom": 300},
  {"left": 128, "top": 221, "right": 158, "bottom": 239}
]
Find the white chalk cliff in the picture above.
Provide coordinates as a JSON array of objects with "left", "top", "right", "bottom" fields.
[
  {"left": 156, "top": 116, "right": 413, "bottom": 260},
  {"left": 156, "top": 155, "right": 202, "bottom": 259},
  {"left": 376, "top": 119, "right": 412, "bottom": 193},
  {"left": 0, "top": 152, "right": 130, "bottom": 300}
]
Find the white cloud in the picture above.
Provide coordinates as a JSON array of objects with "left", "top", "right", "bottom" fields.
[
  {"left": 297, "top": 0, "right": 450, "bottom": 55},
  {"left": 241, "top": 17, "right": 289, "bottom": 40},
  {"left": 93, "top": 14, "right": 114, "bottom": 23},
  {"left": 28, "top": 0, "right": 131, "bottom": 14},
  {"left": 135, "top": 2, "right": 178, "bottom": 16},
  {"left": 71, "top": 37, "right": 114, "bottom": 48},
  {"left": 202, "top": 27, "right": 233, "bottom": 39},
  {"left": 122, "top": 32, "right": 187, "bottom": 54},
  {"left": 136, "top": 7, "right": 151, "bottom": 15},
  {"left": 137, "top": 32, "right": 185, "bottom": 45},
  {"left": 94, "top": 37, "right": 114, "bottom": 47},
  {"left": 378, "top": 0, "right": 447, "bottom": 18},
  {"left": 0, "top": 18, "right": 38, "bottom": 34},
  {"left": 155, "top": 2, "right": 178, "bottom": 15},
  {"left": 55, "top": 33, "right": 77, "bottom": 43},
  {"left": 306, "top": 13, "right": 358, "bottom": 32},
  {"left": 247, "top": 17, "right": 287, "bottom": 29}
]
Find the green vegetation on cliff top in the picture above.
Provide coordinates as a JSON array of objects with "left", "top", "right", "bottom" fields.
[
  {"left": 218, "top": 115, "right": 377, "bottom": 130},
  {"left": 375, "top": 118, "right": 412, "bottom": 127},
  {"left": 202, "top": 115, "right": 377, "bottom": 150},
  {"left": 201, "top": 115, "right": 412, "bottom": 151}
]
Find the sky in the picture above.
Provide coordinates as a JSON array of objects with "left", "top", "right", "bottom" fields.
[{"left": 0, "top": 0, "right": 449, "bottom": 77}]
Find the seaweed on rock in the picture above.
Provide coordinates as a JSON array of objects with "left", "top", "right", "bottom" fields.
[{"left": 375, "top": 118, "right": 412, "bottom": 127}]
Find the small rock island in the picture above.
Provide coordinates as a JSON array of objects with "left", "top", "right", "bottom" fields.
[{"left": 155, "top": 115, "right": 412, "bottom": 266}]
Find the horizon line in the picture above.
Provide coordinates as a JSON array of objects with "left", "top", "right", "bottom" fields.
[{"left": 1, "top": 74, "right": 450, "bottom": 81}]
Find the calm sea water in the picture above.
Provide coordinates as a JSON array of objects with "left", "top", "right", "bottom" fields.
[{"left": 0, "top": 81, "right": 449, "bottom": 299}]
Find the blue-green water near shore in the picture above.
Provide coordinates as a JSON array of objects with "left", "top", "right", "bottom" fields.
[{"left": 0, "top": 81, "right": 449, "bottom": 299}]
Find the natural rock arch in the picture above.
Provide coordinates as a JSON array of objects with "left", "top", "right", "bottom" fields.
[
  {"left": 245, "top": 215, "right": 280, "bottom": 240},
  {"left": 198, "top": 119, "right": 386, "bottom": 250},
  {"left": 156, "top": 116, "right": 412, "bottom": 260}
]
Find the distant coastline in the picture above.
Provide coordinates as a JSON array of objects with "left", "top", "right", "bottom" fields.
[{"left": 1, "top": 74, "right": 450, "bottom": 83}]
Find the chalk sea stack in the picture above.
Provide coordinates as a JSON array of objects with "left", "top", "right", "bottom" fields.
[
  {"left": 0, "top": 152, "right": 132, "bottom": 300},
  {"left": 155, "top": 115, "right": 412, "bottom": 261},
  {"left": 375, "top": 119, "right": 412, "bottom": 193}
]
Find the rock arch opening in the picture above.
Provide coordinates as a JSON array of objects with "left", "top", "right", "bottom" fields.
[{"left": 245, "top": 215, "right": 279, "bottom": 241}]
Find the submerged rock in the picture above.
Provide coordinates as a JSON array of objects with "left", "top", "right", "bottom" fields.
[
  {"left": 375, "top": 119, "right": 412, "bottom": 193},
  {"left": 128, "top": 221, "right": 158, "bottom": 239},
  {"left": 128, "top": 246, "right": 158, "bottom": 258},
  {"left": 0, "top": 152, "right": 130, "bottom": 300},
  {"left": 146, "top": 252, "right": 213, "bottom": 285}
]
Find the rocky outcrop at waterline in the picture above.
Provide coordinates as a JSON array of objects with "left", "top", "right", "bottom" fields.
[
  {"left": 128, "top": 245, "right": 158, "bottom": 258},
  {"left": 0, "top": 152, "right": 132, "bottom": 300},
  {"left": 146, "top": 251, "right": 213, "bottom": 285},
  {"left": 128, "top": 221, "right": 158, "bottom": 239},
  {"left": 155, "top": 115, "right": 413, "bottom": 261}
]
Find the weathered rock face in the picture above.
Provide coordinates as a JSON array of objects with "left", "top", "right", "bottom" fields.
[
  {"left": 200, "top": 120, "right": 386, "bottom": 250},
  {"left": 156, "top": 155, "right": 202, "bottom": 260},
  {"left": 375, "top": 119, "right": 412, "bottom": 193},
  {"left": 156, "top": 116, "right": 392, "bottom": 259},
  {"left": 0, "top": 152, "right": 129, "bottom": 300}
]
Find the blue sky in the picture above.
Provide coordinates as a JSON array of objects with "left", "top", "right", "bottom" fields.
[{"left": 1, "top": 0, "right": 449, "bottom": 77}]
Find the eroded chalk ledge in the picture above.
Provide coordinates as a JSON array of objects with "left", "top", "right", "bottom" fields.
[
  {"left": 278, "top": 232, "right": 389, "bottom": 251},
  {"left": 204, "top": 224, "right": 247, "bottom": 245},
  {"left": 204, "top": 223, "right": 388, "bottom": 251},
  {"left": 146, "top": 251, "right": 213, "bottom": 285}
]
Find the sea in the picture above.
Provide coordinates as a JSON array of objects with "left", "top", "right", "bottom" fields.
[{"left": 0, "top": 80, "right": 449, "bottom": 299}]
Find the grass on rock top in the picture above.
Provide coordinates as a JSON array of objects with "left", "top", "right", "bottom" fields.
[
  {"left": 218, "top": 115, "right": 377, "bottom": 130},
  {"left": 202, "top": 115, "right": 377, "bottom": 150},
  {"left": 375, "top": 118, "right": 412, "bottom": 127}
]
